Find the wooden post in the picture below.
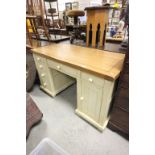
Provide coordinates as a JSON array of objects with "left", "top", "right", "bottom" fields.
[
  {"left": 86, "top": 22, "right": 90, "bottom": 46},
  {"left": 92, "top": 26, "right": 97, "bottom": 48}
]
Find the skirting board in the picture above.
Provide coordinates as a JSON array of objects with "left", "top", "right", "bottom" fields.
[{"left": 75, "top": 109, "right": 109, "bottom": 132}]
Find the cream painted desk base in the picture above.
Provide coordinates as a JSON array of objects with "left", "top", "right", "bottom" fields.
[
  {"left": 33, "top": 53, "right": 115, "bottom": 131},
  {"left": 75, "top": 110, "right": 110, "bottom": 131}
]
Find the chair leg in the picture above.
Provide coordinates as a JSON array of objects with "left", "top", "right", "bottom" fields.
[
  {"left": 33, "top": 18, "right": 40, "bottom": 40},
  {"left": 26, "top": 21, "right": 32, "bottom": 46}
]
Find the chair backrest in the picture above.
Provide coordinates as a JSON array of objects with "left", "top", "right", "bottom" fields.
[{"left": 27, "top": 0, "right": 46, "bottom": 16}]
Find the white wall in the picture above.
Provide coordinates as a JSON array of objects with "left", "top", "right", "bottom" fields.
[
  {"left": 59, "top": 0, "right": 102, "bottom": 19},
  {"left": 44, "top": 0, "right": 102, "bottom": 11},
  {"left": 58, "top": 0, "right": 102, "bottom": 11}
]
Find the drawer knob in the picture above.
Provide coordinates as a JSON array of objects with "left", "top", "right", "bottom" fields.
[
  {"left": 41, "top": 73, "right": 45, "bottom": 77},
  {"left": 39, "top": 65, "right": 43, "bottom": 69},
  {"left": 57, "top": 65, "right": 60, "bottom": 69},
  {"left": 43, "top": 83, "right": 47, "bottom": 87},
  {"left": 37, "top": 57, "right": 40, "bottom": 61},
  {"left": 88, "top": 78, "right": 93, "bottom": 82},
  {"left": 80, "top": 97, "right": 84, "bottom": 101}
]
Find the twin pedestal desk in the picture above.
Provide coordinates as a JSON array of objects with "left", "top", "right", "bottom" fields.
[{"left": 32, "top": 44, "right": 125, "bottom": 131}]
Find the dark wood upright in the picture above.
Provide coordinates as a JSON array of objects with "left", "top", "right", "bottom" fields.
[{"left": 108, "top": 51, "right": 129, "bottom": 139}]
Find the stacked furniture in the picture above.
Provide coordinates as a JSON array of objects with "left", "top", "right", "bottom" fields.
[
  {"left": 26, "top": 15, "right": 41, "bottom": 46},
  {"left": 26, "top": 0, "right": 69, "bottom": 42},
  {"left": 26, "top": 0, "right": 50, "bottom": 41},
  {"left": 43, "top": 0, "right": 69, "bottom": 41},
  {"left": 108, "top": 51, "right": 129, "bottom": 139}
]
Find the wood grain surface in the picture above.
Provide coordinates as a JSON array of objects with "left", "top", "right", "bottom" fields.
[{"left": 32, "top": 44, "right": 125, "bottom": 80}]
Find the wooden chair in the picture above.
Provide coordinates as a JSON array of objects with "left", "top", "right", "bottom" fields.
[
  {"left": 43, "top": 0, "right": 62, "bottom": 39},
  {"left": 26, "top": 0, "right": 50, "bottom": 41},
  {"left": 26, "top": 14, "right": 41, "bottom": 46},
  {"left": 85, "top": 6, "right": 111, "bottom": 48}
]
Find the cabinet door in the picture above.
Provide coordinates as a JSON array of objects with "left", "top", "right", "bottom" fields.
[{"left": 80, "top": 78, "right": 103, "bottom": 122}]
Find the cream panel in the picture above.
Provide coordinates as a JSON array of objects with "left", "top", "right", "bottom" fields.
[
  {"left": 99, "top": 80, "right": 115, "bottom": 125},
  {"left": 79, "top": 77, "right": 103, "bottom": 122},
  {"left": 52, "top": 71, "right": 75, "bottom": 94}
]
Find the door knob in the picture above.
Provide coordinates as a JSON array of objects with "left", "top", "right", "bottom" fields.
[
  {"left": 41, "top": 73, "right": 45, "bottom": 77},
  {"left": 57, "top": 65, "right": 60, "bottom": 69},
  {"left": 39, "top": 65, "right": 43, "bottom": 68},
  {"left": 88, "top": 78, "right": 93, "bottom": 82},
  {"left": 43, "top": 82, "right": 47, "bottom": 87},
  {"left": 80, "top": 97, "right": 84, "bottom": 101},
  {"left": 37, "top": 57, "right": 40, "bottom": 61}
]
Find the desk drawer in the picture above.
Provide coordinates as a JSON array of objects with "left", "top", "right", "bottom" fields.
[
  {"left": 81, "top": 72, "right": 105, "bottom": 86},
  {"left": 33, "top": 54, "right": 47, "bottom": 72},
  {"left": 33, "top": 54, "right": 46, "bottom": 65},
  {"left": 47, "top": 59, "right": 78, "bottom": 78},
  {"left": 40, "top": 77, "right": 51, "bottom": 90},
  {"left": 33, "top": 54, "right": 52, "bottom": 91}
]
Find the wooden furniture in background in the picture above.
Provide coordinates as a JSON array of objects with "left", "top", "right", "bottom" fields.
[
  {"left": 26, "top": 15, "right": 40, "bottom": 46},
  {"left": 43, "top": 0, "right": 70, "bottom": 42},
  {"left": 43, "top": 0, "right": 60, "bottom": 28},
  {"left": 26, "top": 0, "right": 50, "bottom": 40},
  {"left": 32, "top": 44, "right": 125, "bottom": 131},
  {"left": 85, "top": 6, "right": 112, "bottom": 48},
  {"left": 67, "top": 10, "right": 85, "bottom": 43},
  {"left": 108, "top": 51, "right": 129, "bottom": 139}
]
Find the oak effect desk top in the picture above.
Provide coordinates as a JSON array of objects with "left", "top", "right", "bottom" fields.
[{"left": 32, "top": 44, "right": 125, "bottom": 81}]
